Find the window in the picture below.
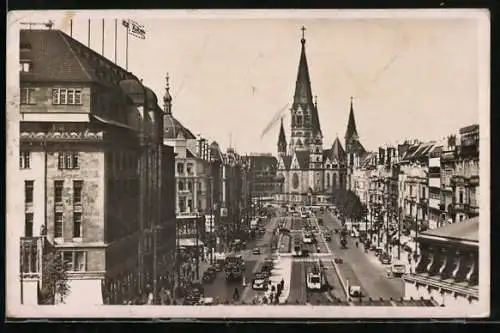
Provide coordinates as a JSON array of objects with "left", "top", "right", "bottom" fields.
[
  {"left": 54, "top": 212, "right": 63, "bottom": 238},
  {"left": 178, "top": 181, "right": 185, "bottom": 191},
  {"left": 25, "top": 213, "right": 34, "bottom": 237},
  {"left": 74, "top": 251, "right": 86, "bottom": 271},
  {"left": 459, "top": 189, "right": 464, "bottom": 204},
  {"left": 58, "top": 152, "right": 79, "bottom": 169},
  {"left": 186, "top": 163, "right": 193, "bottom": 175},
  {"left": 20, "top": 61, "right": 32, "bottom": 72},
  {"left": 54, "top": 180, "right": 64, "bottom": 203},
  {"left": 297, "top": 115, "right": 303, "bottom": 127},
  {"left": 73, "top": 212, "right": 82, "bottom": 238},
  {"left": 62, "top": 251, "right": 73, "bottom": 270},
  {"left": 73, "top": 180, "right": 83, "bottom": 204},
  {"left": 20, "top": 88, "right": 36, "bottom": 104},
  {"left": 177, "top": 163, "right": 184, "bottom": 175},
  {"left": 187, "top": 181, "right": 193, "bottom": 192},
  {"left": 19, "top": 151, "right": 30, "bottom": 169},
  {"left": 25, "top": 180, "right": 34, "bottom": 204},
  {"left": 52, "top": 88, "right": 83, "bottom": 105}
]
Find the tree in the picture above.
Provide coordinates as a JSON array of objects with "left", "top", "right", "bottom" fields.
[
  {"left": 330, "top": 188, "right": 366, "bottom": 221},
  {"left": 39, "top": 252, "right": 70, "bottom": 305}
]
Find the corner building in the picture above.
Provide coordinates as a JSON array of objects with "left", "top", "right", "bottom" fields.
[{"left": 18, "top": 29, "right": 176, "bottom": 305}]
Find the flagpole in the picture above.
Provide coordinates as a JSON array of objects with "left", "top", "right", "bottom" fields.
[
  {"left": 70, "top": 19, "right": 73, "bottom": 37},
  {"left": 101, "top": 19, "right": 105, "bottom": 56},
  {"left": 125, "top": 20, "right": 129, "bottom": 71},
  {"left": 114, "top": 19, "right": 118, "bottom": 64},
  {"left": 87, "top": 19, "right": 91, "bottom": 47}
]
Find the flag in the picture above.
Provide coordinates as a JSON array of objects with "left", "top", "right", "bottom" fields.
[{"left": 122, "top": 19, "right": 146, "bottom": 39}]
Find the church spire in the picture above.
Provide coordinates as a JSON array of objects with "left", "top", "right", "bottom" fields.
[
  {"left": 345, "top": 96, "right": 359, "bottom": 141},
  {"left": 293, "top": 26, "right": 313, "bottom": 105},
  {"left": 277, "top": 117, "right": 287, "bottom": 155},
  {"left": 163, "top": 73, "right": 172, "bottom": 114}
]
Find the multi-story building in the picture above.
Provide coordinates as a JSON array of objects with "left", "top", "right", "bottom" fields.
[
  {"left": 248, "top": 153, "right": 280, "bottom": 203},
  {"left": 162, "top": 75, "right": 210, "bottom": 257},
  {"left": 18, "top": 29, "right": 176, "bottom": 305},
  {"left": 428, "top": 141, "right": 445, "bottom": 230},
  {"left": 451, "top": 125, "right": 480, "bottom": 223},
  {"left": 403, "top": 216, "right": 479, "bottom": 307},
  {"left": 440, "top": 135, "right": 459, "bottom": 223}
]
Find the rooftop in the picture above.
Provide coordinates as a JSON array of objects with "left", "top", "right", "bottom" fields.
[{"left": 419, "top": 216, "right": 479, "bottom": 243}]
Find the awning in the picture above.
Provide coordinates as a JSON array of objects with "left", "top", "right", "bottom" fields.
[
  {"left": 59, "top": 279, "right": 103, "bottom": 305},
  {"left": 179, "top": 238, "right": 204, "bottom": 247}
]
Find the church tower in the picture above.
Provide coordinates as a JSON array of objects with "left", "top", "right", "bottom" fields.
[
  {"left": 289, "top": 26, "right": 323, "bottom": 154},
  {"left": 345, "top": 97, "right": 361, "bottom": 168},
  {"left": 344, "top": 97, "right": 366, "bottom": 191},
  {"left": 277, "top": 117, "right": 287, "bottom": 157}
]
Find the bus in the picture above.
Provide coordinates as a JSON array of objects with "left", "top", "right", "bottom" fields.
[
  {"left": 224, "top": 254, "right": 245, "bottom": 281},
  {"left": 306, "top": 262, "right": 324, "bottom": 291}
]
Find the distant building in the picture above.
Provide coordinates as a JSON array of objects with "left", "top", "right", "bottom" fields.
[
  {"left": 18, "top": 29, "right": 176, "bottom": 305},
  {"left": 403, "top": 217, "right": 479, "bottom": 307}
]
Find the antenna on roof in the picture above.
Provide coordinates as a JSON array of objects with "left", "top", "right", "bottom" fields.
[{"left": 20, "top": 20, "right": 54, "bottom": 30}]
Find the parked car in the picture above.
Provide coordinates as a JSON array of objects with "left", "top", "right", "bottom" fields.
[
  {"left": 252, "top": 247, "right": 261, "bottom": 255},
  {"left": 349, "top": 285, "right": 362, "bottom": 298},
  {"left": 334, "top": 257, "right": 344, "bottom": 264}
]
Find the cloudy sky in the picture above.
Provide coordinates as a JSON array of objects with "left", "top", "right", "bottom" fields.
[{"left": 13, "top": 10, "right": 487, "bottom": 154}]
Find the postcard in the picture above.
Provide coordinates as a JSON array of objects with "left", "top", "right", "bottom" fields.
[{"left": 6, "top": 9, "right": 490, "bottom": 319}]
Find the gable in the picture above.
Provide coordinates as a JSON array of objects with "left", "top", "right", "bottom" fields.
[{"left": 290, "top": 153, "right": 300, "bottom": 169}]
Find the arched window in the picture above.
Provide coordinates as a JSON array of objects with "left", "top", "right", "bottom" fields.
[
  {"left": 333, "top": 174, "right": 337, "bottom": 188},
  {"left": 178, "top": 180, "right": 185, "bottom": 191},
  {"left": 297, "top": 115, "right": 303, "bottom": 127},
  {"left": 326, "top": 173, "right": 330, "bottom": 187},
  {"left": 292, "top": 173, "right": 299, "bottom": 189}
]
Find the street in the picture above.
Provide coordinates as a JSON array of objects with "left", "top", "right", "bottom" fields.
[
  {"left": 202, "top": 214, "right": 281, "bottom": 303},
  {"left": 323, "top": 210, "right": 404, "bottom": 300}
]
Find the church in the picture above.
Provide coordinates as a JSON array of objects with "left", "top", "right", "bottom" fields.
[{"left": 275, "top": 27, "right": 366, "bottom": 206}]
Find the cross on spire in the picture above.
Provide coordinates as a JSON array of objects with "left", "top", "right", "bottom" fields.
[{"left": 301, "top": 26, "right": 306, "bottom": 43}]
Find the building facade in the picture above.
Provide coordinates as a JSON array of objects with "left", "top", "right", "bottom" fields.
[
  {"left": 18, "top": 29, "right": 176, "bottom": 305},
  {"left": 403, "top": 217, "right": 479, "bottom": 307}
]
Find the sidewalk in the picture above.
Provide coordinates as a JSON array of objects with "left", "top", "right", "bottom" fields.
[{"left": 263, "top": 254, "right": 292, "bottom": 304}]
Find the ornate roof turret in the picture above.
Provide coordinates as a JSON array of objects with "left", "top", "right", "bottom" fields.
[
  {"left": 163, "top": 73, "right": 172, "bottom": 114},
  {"left": 278, "top": 117, "right": 287, "bottom": 154},
  {"left": 345, "top": 96, "right": 359, "bottom": 141}
]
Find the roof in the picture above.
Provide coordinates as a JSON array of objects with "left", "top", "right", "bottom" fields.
[
  {"left": 420, "top": 216, "right": 479, "bottom": 243},
  {"left": 20, "top": 29, "right": 134, "bottom": 84},
  {"left": 295, "top": 150, "right": 310, "bottom": 170},
  {"left": 163, "top": 114, "right": 196, "bottom": 140},
  {"left": 330, "top": 137, "right": 346, "bottom": 162},
  {"left": 249, "top": 155, "right": 278, "bottom": 171},
  {"left": 282, "top": 155, "right": 293, "bottom": 170},
  {"left": 401, "top": 141, "right": 435, "bottom": 163}
]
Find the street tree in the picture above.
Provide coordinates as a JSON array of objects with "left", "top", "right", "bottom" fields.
[
  {"left": 331, "top": 188, "right": 367, "bottom": 221},
  {"left": 39, "top": 252, "right": 70, "bottom": 305}
]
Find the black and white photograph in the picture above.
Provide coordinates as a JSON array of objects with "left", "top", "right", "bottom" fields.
[{"left": 6, "top": 9, "right": 490, "bottom": 318}]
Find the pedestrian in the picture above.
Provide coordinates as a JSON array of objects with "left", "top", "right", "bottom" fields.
[
  {"left": 233, "top": 287, "right": 240, "bottom": 301},
  {"left": 280, "top": 278, "right": 285, "bottom": 288}
]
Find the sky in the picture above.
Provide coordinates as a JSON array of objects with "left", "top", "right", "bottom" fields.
[{"left": 13, "top": 10, "right": 486, "bottom": 154}]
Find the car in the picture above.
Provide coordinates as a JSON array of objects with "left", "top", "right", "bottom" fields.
[
  {"left": 349, "top": 285, "right": 362, "bottom": 298},
  {"left": 252, "top": 273, "right": 268, "bottom": 290},
  {"left": 334, "top": 257, "right": 343, "bottom": 264},
  {"left": 252, "top": 247, "right": 261, "bottom": 255},
  {"left": 380, "top": 253, "right": 391, "bottom": 265},
  {"left": 202, "top": 271, "right": 216, "bottom": 283}
]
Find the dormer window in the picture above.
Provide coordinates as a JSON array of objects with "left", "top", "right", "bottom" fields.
[{"left": 20, "top": 61, "right": 32, "bottom": 72}]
